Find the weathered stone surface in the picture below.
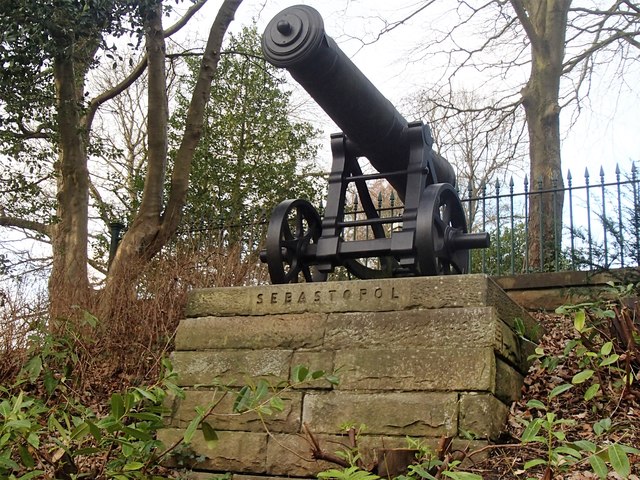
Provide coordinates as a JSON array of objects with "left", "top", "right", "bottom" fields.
[
  {"left": 187, "top": 279, "right": 409, "bottom": 317},
  {"left": 168, "top": 389, "right": 302, "bottom": 433},
  {"left": 171, "top": 350, "right": 292, "bottom": 386},
  {"left": 175, "top": 313, "right": 327, "bottom": 351},
  {"left": 496, "top": 321, "right": 538, "bottom": 374},
  {"left": 302, "top": 391, "right": 458, "bottom": 436},
  {"left": 186, "top": 276, "right": 540, "bottom": 342},
  {"left": 335, "top": 347, "right": 496, "bottom": 392},
  {"left": 265, "top": 433, "right": 337, "bottom": 477},
  {"left": 483, "top": 278, "right": 542, "bottom": 341},
  {"left": 158, "top": 429, "right": 267, "bottom": 473},
  {"left": 183, "top": 473, "right": 235, "bottom": 480},
  {"left": 290, "top": 351, "right": 335, "bottom": 389},
  {"left": 459, "top": 393, "right": 509, "bottom": 440},
  {"left": 165, "top": 275, "right": 539, "bottom": 478},
  {"left": 325, "top": 308, "right": 498, "bottom": 349},
  {"left": 265, "top": 433, "right": 438, "bottom": 477},
  {"left": 495, "top": 359, "right": 525, "bottom": 404}
]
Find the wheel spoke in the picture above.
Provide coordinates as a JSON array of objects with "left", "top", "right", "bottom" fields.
[
  {"left": 441, "top": 202, "right": 452, "bottom": 226},
  {"left": 302, "top": 266, "right": 313, "bottom": 282},
  {"left": 265, "top": 199, "right": 323, "bottom": 284},
  {"left": 416, "top": 184, "right": 468, "bottom": 276}
]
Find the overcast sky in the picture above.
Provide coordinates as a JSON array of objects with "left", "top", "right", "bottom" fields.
[{"left": 175, "top": 0, "right": 640, "bottom": 181}]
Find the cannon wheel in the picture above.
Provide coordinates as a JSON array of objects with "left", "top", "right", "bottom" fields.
[
  {"left": 265, "top": 199, "right": 326, "bottom": 284},
  {"left": 416, "top": 183, "right": 469, "bottom": 275}
]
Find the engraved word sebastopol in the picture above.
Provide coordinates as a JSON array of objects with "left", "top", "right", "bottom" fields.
[{"left": 256, "top": 285, "right": 400, "bottom": 305}]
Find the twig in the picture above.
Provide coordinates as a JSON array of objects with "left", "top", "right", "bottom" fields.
[{"left": 303, "top": 422, "right": 350, "bottom": 468}]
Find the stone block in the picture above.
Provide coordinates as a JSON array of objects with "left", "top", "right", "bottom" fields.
[
  {"left": 324, "top": 308, "right": 498, "bottom": 349},
  {"left": 459, "top": 394, "right": 509, "bottom": 440},
  {"left": 265, "top": 433, "right": 338, "bottom": 477},
  {"left": 495, "top": 359, "right": 525, "bottom": 404},
  {"left": 290, "top": 351, "right": 336, "bottom": 389},
  {"left": 302, "top": 391, "right": 458, "bottom": 436},
  {"left": 175, "top": 313, "right": 327, "bottom": 351},
  {"left": 169, "top": 389, "right": 302, "bottom": 433},
  {"left": 335, "top": 347, "right": 495, "bottom": 392},
  {"left": 186, "top": 276, "right": 541, "bottom": 343},
  {"left": 158, "top": 429, "right": 267, "bottom": 473},
  {"left": 171, "top": 350, "right": 292, "bottom": 387},
  {"left": 182, "top": 473, "right": 233, "bottom": 480}
]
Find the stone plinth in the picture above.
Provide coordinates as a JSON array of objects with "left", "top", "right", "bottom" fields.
[{"left": 161, "top": 275, "right": 540, "bottom": 477}]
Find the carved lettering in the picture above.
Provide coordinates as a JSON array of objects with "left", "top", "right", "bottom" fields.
[{"left": 256, "top": 285, "right": 401, "bottom": 307}]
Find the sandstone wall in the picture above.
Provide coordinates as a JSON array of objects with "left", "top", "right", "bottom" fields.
[{"left": 160, "top": 275, "right": 540, "bottom": 478}]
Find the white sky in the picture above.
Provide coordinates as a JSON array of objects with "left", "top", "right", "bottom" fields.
[{"left": 177, "top": 0, "right": 640, "bottom": 181}]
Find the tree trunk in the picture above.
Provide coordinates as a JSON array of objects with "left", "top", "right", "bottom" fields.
[
  {"left": 99, "top": 0, "right": 243, "bottom": 317},
  {"left": 512, "top": 0, "right": 570, "bottom": 270},
  {"left": 49, "top": 54, "right": 91, "bottom": 319}
]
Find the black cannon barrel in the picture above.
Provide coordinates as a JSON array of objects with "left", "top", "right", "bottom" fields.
[{"left": 262, "top": 5, "right": 454, "bottom": 197}]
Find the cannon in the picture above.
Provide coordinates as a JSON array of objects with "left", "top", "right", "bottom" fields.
[{"left": 260, "top": 5, "right": 489, "bottom": 283}]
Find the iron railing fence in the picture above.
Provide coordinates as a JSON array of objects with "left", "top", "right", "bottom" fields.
[{"left": 149, "top": 163, "right": 640, "bottom": 276}]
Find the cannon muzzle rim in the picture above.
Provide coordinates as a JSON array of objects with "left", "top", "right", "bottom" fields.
[{"left": 262, "top": 4, "right": 326, "bottom": 68}]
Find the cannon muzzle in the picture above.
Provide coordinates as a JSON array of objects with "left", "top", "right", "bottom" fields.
[{"left": 262, "top": 5, "right": 455, "bottom": 198}]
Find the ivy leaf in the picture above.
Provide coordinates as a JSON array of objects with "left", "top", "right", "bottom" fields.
[
  {"left": 584, "top": 383, "right": 600, "bottom": 401},
  {"left": 523, "top": 458, "right": 547, "bottom": 470},
  {"left": 201, "top": 421, "right": 218, "bottom": 449},
  {"left": 599, "top": 354, "right": 619, "bottom": 367},
  {"left": 526, "top": 399, "right": 546, "bottom": 410},
  {"left": 608, "top": 444, "right": 630, "bottom": 478},
  {"left": 588, "top": 454, "right": 608, "bottom": 480},
  {"left": 292, "top": 364, "right": 309, "bottom": 383},
  {"left": 43, "top": 369, "right": 58, "bottom": 395},
  {"left": 270, "top": 396, "right": 285, "bottom": 412},
  {"left": 521, "top": 418, "right": 543, "bottom": 443},
  {"left": 549, "top": 383, "right": 573, "bottom": 398},
  {"left": 600, "top": 341, "right": 613, "bottom": 356},
  {"left": 233, "top": 386, "right": 252, "bottom": 413},
  {"left": 572, "top": 369, "right": 594, "bottom": 384},
  {"left": 183, "top": 413, "right": 203, "bottom": 445},
  {"left": 110, "top": 393, "right": 124, "bottom": 420},
  {"left": 573, "top": 309, "right": 586, "bottom": 332},
  {"left": 122, "top": 461, "right": 144, "bottom": 471}
]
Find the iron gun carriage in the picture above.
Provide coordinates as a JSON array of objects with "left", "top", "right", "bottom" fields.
[{"left": 260, "top": 5, "right": 489, "bottom": 283}]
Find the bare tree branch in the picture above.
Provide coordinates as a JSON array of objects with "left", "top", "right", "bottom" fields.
[{"left": 0, "top": 214, "right": 50, "bottom": 237}]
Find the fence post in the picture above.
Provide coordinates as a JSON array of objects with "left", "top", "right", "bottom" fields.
[
  {"left": 108, "top": 220, "right": 125, "bottom": 270},
  {"left": 616, "top": 164, "right": 624, "bottom": 268},
  {"left": 567, "top": 170, "right": 575, "bottom": 270},
  {"left": 600, "top": 166, "right": 608, "bottom": 267},
  {"left": 585, "top": 168, "right": 593, "bottom": 267},
  {"left": 509, "top": 176, "right": 515, "bottom": 274},
  {"left": 468, "top": 183, "right": 473, "bottom": 273},
  {"left": 537, "top": 176, "right": 544, "bottom": 271},
  {"left": 481, "top": 183, "right": 487, "bottom": 274}
]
